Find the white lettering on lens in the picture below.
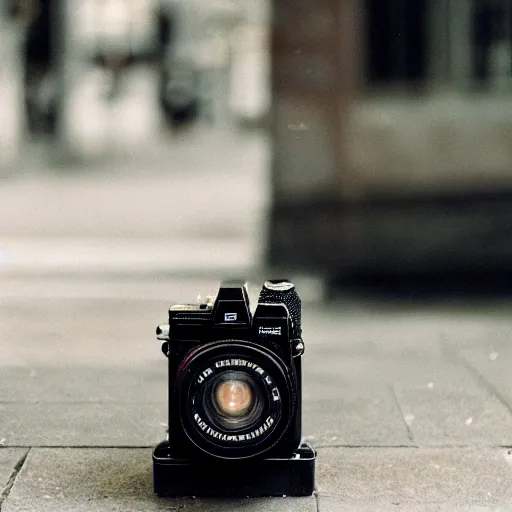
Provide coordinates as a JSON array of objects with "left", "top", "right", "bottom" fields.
[
  {"left": 214, "top": 359, "right": 266, "bottom": 376},
  {"left": 196, "top": 414, "right": 276, "bottom": 443},
  {"left": 194, "top": 413, "right": 209, "bottom": 431},
  {"left": 197, "top": 367, "right": 213, "bottom": 384},
  {"left": 272, "top": 387, "right": 280, "bottom": 401}
]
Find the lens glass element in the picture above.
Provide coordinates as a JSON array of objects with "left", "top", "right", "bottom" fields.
[
  {"left": 203, "top": 371, "right": 264, "bottom": 431},
  {"left": 214, "top": 379, "right": 253, "bottom": 417}
]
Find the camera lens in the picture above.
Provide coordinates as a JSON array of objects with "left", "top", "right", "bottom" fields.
[
  {"left": 214, "top": 377, "right": 252, "bottom": 418},
  {"left": 176, "top": 341, "right": 295, "bottom": 459}
]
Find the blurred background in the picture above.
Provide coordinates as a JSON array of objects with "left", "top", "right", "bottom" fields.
[
  {"left": 0, "top": 0, "right": 271, "bottom": 297},
  {"left": 4, "top": 4, "right": 512, "bottom": 503},
  {"left": 1, "top": 0, "right": 512, "bottom": 293}
]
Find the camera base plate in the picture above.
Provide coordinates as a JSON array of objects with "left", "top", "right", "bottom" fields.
[{"left": 152, "top": 441, "right": 316, "bottom": 497}]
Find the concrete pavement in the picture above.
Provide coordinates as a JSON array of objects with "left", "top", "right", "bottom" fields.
[
  {"left": 2, "top": 88, "right": 512, "bottom": 509},
  {"left": 0, "top": 126, "right": 269, "bottom": 280},
  {"left": 3, "top": 281, "right": 512, "bottom": 509}
]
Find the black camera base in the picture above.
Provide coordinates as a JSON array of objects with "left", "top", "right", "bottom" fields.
[{"left": 152, "top": 441, "right": 316, "bottom": 498}]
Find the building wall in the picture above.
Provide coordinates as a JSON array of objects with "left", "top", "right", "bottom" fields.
[
  {"left": 343, "top": 0, "right": 512, "bottom": 200},
  {"left": 269, "top": 0, "right": 512, "bottom": 279},
  {"left": 343, "top": 95, "right": 512, "bottom": 200}
]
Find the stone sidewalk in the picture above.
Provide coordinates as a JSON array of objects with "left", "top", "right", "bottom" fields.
[
  {"left": 2, "top": 116, "right": 512, "bottom": 509},
  {"left": 2, "top": 279, "right": 512, "bottom": 510}
]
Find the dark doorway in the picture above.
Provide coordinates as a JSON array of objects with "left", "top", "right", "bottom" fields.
[{"left": 365, "top": 0, "right": 427, "bottom": 84}]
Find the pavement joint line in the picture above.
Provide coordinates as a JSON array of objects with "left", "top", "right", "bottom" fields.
[
  {"left": 314, "top": 444, "right": 512, "bottom": 449},
  {"left": 441, "top": 338, "right": 512, "bottom": 421},
  {"left": 389, "top": 384, "right": 415, "bottom": 443},
  {"left": 0, "top": 401, "right": 165, "bottom": 405},
  {"left": 313, "top": 491, "right": 320, "bottom": 512},
  {"left": 1, "top": 446, "right": 156, "bottom": 449},
  {"left": 314, "top": 444, "right": 420, "bottom": 450},
  {"left": 6, "top": 444, "right": 511, "bottom": 449},
  {"left": 0, "top": 447, "right": 30, "bottom": 511}
]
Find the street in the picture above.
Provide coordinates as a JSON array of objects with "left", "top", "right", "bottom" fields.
[
  {"left": 2, "top": 135, "right": 512, "bottom": 508},
  {"left": 2, "top": 6, "right": 512, "bottom": 509},
  {"left": 2, "top": 96, "right": 512, "bottom": 510}
]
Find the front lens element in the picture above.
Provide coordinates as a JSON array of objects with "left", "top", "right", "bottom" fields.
[
  {"left": 203, "top": 371, "right": 264, "bottom": 431},
  {"left": 214, "top": 379, "right": 253, "bottom": 418}
]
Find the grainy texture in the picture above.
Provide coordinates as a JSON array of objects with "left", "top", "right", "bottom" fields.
[
  {"left": 316, "top": 447, "right": 512, "bottom": 506},
  {"left": 2, "top": 449, "right": 316, "bottom": 512}
]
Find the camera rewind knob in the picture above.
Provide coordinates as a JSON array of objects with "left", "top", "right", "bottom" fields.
[{"left": 259, "top": 280, "right": 302, "bottom": 340}]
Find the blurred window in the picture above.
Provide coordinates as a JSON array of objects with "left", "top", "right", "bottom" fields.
[
  {"left": 470, "top": 0, "right": 512, "bottom": 87},
  {"left": 364, "top": 0, "right": 512, "bottom": 90},
  {"left": 365, "top": 0, "right": 427, "bottom": 85}
]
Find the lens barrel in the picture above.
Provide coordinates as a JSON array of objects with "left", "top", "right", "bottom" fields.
[{"left": 175, "top": 341, "right": 295, "bottom": 459}]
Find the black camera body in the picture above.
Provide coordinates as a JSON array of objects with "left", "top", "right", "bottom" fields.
[{"left": 153, "top": 280, "right": 316, "bottom": 497}]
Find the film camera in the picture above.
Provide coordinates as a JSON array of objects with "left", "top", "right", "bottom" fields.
[{"left": 153, "top": 279, "right": 316, "bottom": 497}]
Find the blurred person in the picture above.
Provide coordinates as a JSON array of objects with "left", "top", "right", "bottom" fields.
[
  {"left": 92, "top": 0, "right": 134, "bottom": 100},
  {"left": 15, "top": 0, "right": 57, "bottom": 135},
  {"left": 156, "top": 0, "right": 200, "bottom": 129}
]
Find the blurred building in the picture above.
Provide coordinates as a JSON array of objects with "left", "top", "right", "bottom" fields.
[{"left": 270, "top": 0, "right": 512, "bottom": 284}]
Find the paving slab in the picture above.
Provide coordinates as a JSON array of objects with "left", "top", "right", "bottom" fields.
[
  {"left": 304, "top": 303, "right": 512, "bottom": 363},
  {"left": 0, "top": 298, "right": 168, "bottom": 368},
  {"left": 3, "top": 497, "right": 317, "bottom": 512},
  {"left": 394, "top": 389, "right": 512, "bottom": 446},
  {"left": 0, "top": 366, "right": 167, "bottom": 404},
  {"left": 303, "top": 352, "right": 512, "bottom": 447},
  {"left": 303, "top": 395, "right": 411, "bottom": 447},
  {"left": 315, "top": 447, "right": 512, "bottom": 507},
  {"left": 171, "top": 498, "right": 316, "bottom": 511},
  {"left": 300, "top": 306, "right": 512, "bottom": 447},
  {"left": 454, "top": 329, "right": 512, "bottom": 413},
  {"left": 392, "top": 360, "right": 512, "bottom": 446},
  {"left": 2, "top": 449, "right": 316, "bottom": 512},
  {"left": 302, "top": 308, "right": 447, "bottom": 360},
  {"left": 0, "top": 404, "right": 166, "bottom": 447},
  {"left": 317, "top": 495, "right": 512, "bottom": 511}
]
